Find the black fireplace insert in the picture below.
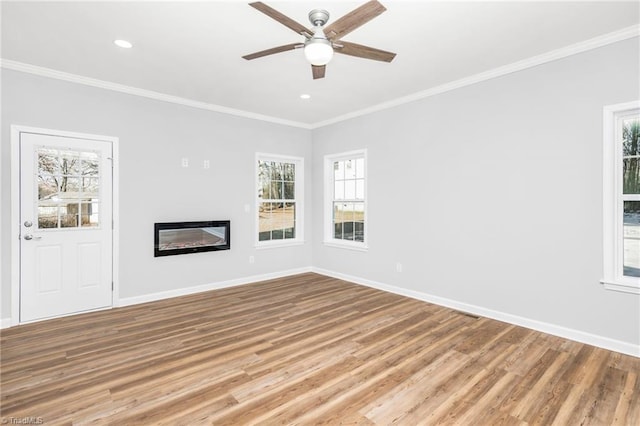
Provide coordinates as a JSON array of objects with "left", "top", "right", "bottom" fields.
[{"left": 154, "top": 220, "right": 230, "bottom": 257}]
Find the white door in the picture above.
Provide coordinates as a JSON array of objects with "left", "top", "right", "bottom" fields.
[{"left": 20, "top": 131, "right": 113, "bottom": 322}]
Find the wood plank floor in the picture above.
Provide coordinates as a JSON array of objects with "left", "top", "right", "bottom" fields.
[{"left": 1, "top": 273, "right": 639, "bottom": 425}]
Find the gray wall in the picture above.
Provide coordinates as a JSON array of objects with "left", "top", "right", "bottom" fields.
[
  {"left": 312, "top": 37, "right": 640, "bottom": 346},
  {"left": 1, "top": 69, "right": 313, "bottom": 317},
  {"left": 2, "top": 37, "right": 638, "bottom": 348}
]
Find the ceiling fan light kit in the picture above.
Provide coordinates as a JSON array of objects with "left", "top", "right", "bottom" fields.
[
  {"left": 243, "top": 1, "right": 396, "bottom": 79},
  {"left": 304, "top": 30, "right": 333, "bottom": 66}
]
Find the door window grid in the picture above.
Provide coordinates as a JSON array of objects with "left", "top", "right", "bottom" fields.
[{"left": 36, "top": 147, "right": 100, "bottom": 230}]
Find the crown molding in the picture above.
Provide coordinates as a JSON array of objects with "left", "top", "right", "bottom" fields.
[
  {"left": 1, "top": 24, "right": 638, "bottom": 130},
  {"left": 310, "top": 24, "right": 640, "bottom": 129},
  {"left": 0, "top": 59, "right": 312, "bottom": 130}
]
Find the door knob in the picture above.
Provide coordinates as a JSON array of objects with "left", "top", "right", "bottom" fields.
[
  {"left": 24, "top": 221, "right": 33, "bottom": 227},
  {"left": 23, "top": 234, "right": 41, "bottom": 241}
]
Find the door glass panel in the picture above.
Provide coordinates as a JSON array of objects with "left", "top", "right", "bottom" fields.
[
  {"left": 38, "top": 206, "right": 59, "bottom": 228},
  {"left": 80, "top": 151, "right": 100, "bottom": 177},
  {"left": 60, "top": 151, "right": 80, "bottom": 174},
  {"left": 82, "top": 177, "right": 99, "bottom": 195},
  {"left": 38, "top": 175, "right": 59, "bottom": 200},
  {"left": 38, "top": 150, "right": 62, "bottom": 176},
  {"left": 80, "top": 202, "right": 99, "bottom": 227},
  {"left": 36, "top": 147, "right": 101, "bottom": 229},
  {"left": 61, "top": 213, "right": 79, "bottom": 228},
  {"left": 62, "top": 177, "right": 81, "bottom": 194}
]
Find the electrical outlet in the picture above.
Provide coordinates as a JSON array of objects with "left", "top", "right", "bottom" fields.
[
  {"left": 181, "top": 158, "right": 189, "bottom": 168},
  {"left": 396, "top": 262, "right": 403, "bottom": 273},
  {"left": 244, "top": 204, "right": 250, "bottom": 213},
  {"left": 249, "top": 256, "right": 255, "bottom": 264},
  {"left": 203, "top": 160, "right": 210, "bottom": 169}
]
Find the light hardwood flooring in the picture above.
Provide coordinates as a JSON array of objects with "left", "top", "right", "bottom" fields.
[{"left": 1, "top": 273, "right": 639, "bottom": 425}]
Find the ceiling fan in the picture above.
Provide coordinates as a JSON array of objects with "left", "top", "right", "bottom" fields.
[{"left": 242, "top": 0, "right": 396, "bottom": 79}]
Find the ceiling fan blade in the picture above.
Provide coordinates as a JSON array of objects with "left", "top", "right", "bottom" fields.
[
  {"left": 323, "top": 0, "right": 386, "bottom": 41},
  {"left": 312, "top": 65, "right": 326, "bottom": 79},
  {"left": 249, "top": 2, "right": 312, "bottom": 37},
  {"left": 334, "top": 41, "right": 396, "bottom": 63},
  {"left": 242, "top": 43, "right": 302, "bottom": 60}
]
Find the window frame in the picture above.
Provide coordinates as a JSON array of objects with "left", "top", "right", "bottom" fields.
[
  {"left": 323, "top": 149, "right": 368, "bottom": 251},
  {"left": 602, "top": 101, "right": 640, "bottom": 294},
  {"left": 255, "top": 153, "right": 304, "bottom": 248}
]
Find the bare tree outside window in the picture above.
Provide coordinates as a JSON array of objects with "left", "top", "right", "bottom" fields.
[{"left": 37, "top": 148, "right": 100, "bottom": 229}]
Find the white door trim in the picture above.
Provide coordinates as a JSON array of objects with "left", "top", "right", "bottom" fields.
[{"left": 10, "top": 125, "right": 120, "bottom": 326}]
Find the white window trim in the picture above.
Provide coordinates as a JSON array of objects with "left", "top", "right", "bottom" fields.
[
  {"left": 323, "top": 149, "right": 368, "bottom": 251},
  {"left": 602, "top": 101, "right": 640, "bottom": 295},
  {"left": 255, "top": 152, "right": 304, "bottom": 248}
]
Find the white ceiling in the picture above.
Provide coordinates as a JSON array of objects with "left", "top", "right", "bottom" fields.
[{"left": 2, "top": 1, "right": 639, "bottom": 127}]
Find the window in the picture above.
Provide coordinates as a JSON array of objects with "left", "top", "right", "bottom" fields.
[
  {"left": 256, "top": 154, "right": 304, "bottom": 247},
  {"left": 324, "top": 150, "right": 367, "bottom": 250},
  {"left": 602, "top": 101, "right": 640, "bottom": 294}
]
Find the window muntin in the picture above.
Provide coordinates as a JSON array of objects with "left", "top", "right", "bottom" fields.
[
  {"left": 325, "top": 151, "right": 367, "bottom": 249},
  {"left": 602, "top": 102, "right": 640, "bottom": 294},
  {"left": 256, "top": 154, "right": 303, "bottom": 246}
]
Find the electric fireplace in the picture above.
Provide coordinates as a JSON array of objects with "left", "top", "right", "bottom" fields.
[{"left": 154, "top": 220, "right": 230, "bottom": 257}]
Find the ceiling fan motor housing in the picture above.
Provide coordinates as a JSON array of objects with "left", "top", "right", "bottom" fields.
[{"left": 308, "top": 9, "right": 330, "bottom": 27}]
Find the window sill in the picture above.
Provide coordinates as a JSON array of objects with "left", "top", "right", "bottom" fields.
[
  {"left": 600, "top": 279, "right": 640, "bottom": 295},
  {"left": 255, "top": 240, "right": 305, "bottom": 250},
  {"left": 323, "top": 241, "right": 368, "bottom": 252}
]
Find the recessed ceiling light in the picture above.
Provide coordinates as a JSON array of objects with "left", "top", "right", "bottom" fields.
[
  {"left": 300, "top": 94, "right": 311, "bottom": 100},
  {"left": 114, "top": 39, "right": 133, "bottom": 49}
]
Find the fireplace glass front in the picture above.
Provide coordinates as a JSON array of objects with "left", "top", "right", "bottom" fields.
[{"left": 154, "top": 221, "right": 230, "bottom": 257}]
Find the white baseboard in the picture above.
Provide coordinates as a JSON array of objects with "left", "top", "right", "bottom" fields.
[
  {"left": 1, "top": 267, "right": 313, "bottom": 328},
  {"left": 118, "top": 267, "right": 313, "bottom": 307},
  {"left": 1, "top": 317, "right": 12, "bottom": 329},
  {"left": 312, "top": 267, "right": 640, "bottom": 358}
]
